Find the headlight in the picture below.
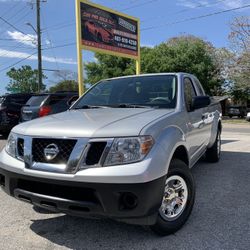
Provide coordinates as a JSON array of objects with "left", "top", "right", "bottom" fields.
[
  {"left": 104, "top": 136, "right": 154, "bottom": 166},
  {"left": 5, "top": 132, "right": 17, "bottom": 158}
]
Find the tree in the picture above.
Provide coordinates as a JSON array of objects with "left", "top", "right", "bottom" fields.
[
  {"left": 6, "top": 65, "right": 46, "bottom": 93},
  {"left": 49, "top": 80, "right": 78, "bottom": 92},
  {"left": 49, "top": 70, "right": 78, "bottom": 92},
  {"left": 85, "top": 53, "right": 136, "bottom": 84},
  {"left": 52, "top": 69, "right": 78, "bottom": 82},
  {"left": 143, "top": 35, "right": 222, "bottom": 95},
  {"left": 229, "top": 16, "right": 250, "bottom": 53},
  {"left": 213, "top": 47, "right": 235, "bottom": 95},
  {"left": 228, "top": 16, "right": 250, "bottom": 102},
  {"left": 85, "top": 35, "right": 222, "bottom": 95}
]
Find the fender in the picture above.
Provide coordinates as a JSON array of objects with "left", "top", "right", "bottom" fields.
[{"left": 155, "top": 125, "right": 189, "bottom": 175}]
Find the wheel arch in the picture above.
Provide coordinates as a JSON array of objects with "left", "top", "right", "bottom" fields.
[
  {"left": 208, "top": 111, "right": 222, "bottom": 148},
  {"left": 171, "top": 145, "right": 189, "bottom": 167}
]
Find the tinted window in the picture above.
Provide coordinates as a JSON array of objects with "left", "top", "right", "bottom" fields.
[
  {"left": 73, "top": 75, "right": 177, "bottom": 109},
  {"left": 184, "top": 78, "right": 197, "bottom": 112},
  {"left": 47, "top": 95, "right": 68, "bottom": 106},
  {"left": 26, "top": 95, "right": 48, "bottom": 106}
]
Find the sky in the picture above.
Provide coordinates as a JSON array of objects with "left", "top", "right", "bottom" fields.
[{"left": 0, "top": 0, "right": 249, "bottom": 95}]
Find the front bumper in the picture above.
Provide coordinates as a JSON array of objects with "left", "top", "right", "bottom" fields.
[{"left": 0, "top": 167, "right": 165, "bottom": 225}]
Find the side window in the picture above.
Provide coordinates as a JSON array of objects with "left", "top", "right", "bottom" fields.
[
  {"left": 47, "top": 95, "right": 67, "bottom": 106},
  {"left": 194, "top": 78, "right": 205, "bottom": 96},
  {"left": 184, "top": 78, "right": 197, "bottom": 112}
]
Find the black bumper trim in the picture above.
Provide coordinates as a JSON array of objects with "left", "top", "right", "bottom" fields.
[{"left": 0, "top": 167, "right": 165, "bottom": 225}]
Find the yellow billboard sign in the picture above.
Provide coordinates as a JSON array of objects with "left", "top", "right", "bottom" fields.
[{"left": 75, "top": 0, "right": 141, "bottom": 95}]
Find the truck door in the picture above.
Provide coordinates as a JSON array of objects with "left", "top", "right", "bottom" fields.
[{"left": 184, "top": 77, "right": 209, "bottom": 164}]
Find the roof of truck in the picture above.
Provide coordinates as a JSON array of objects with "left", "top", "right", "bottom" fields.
[{"left": 102, "top": 72, "right": 193, "bottom": 82}]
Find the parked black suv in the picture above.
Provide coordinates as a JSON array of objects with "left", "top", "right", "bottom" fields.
[
  {"left": 0, "top": 93, "right": 33, "bottom": 134},
  {"left": 20, "top": 92, "right": 78, "bottom": 122}
]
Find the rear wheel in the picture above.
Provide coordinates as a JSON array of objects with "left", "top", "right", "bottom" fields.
[
  {"left": 150, "top": 159, "right": 195, "bottom": 236},
  {"left": 205, "top": 129, "right": 221, "bottom": 163}
]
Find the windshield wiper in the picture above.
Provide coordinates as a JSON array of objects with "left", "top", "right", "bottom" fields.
[
  {"left": 114, "top": 104, "right": 151, "bottom": 108},
  {"left": 72, "top": 105, "right": 109, "bottom": 109}
]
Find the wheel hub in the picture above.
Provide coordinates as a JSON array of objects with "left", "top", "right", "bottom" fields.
[{"left": 160, "top": 175, "right": 188, "bottom": 221}]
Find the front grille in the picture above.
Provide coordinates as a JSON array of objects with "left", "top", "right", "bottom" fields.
[
  {"left": 17, "top": 138, "right": 24, "bottom": 159},
  {"left": 17, "top": 179, "right": 99, "bottom": 203},
  {"left": 32, "top": 138, "right": 77, "bottom": 164},
  {"left": 85, "top": 142, "right": 107, "bottom": 165}
]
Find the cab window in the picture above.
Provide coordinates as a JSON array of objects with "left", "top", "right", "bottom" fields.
[
  {"left": 194, "top": 78, "right": 205, "bottom": 96},
  {"left": 184, "top": 78, "right": 197, "bottom": 112}
]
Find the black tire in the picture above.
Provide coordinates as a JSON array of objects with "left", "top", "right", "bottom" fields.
[
  {"left": 150, "top": 159, "right": 195, "bottom": 236},
  {"left": 205, "top": 129, "right": 221, "bottom": 163},
  {"left": 229, "top": 115, "right": 232, "bottom": 118}
]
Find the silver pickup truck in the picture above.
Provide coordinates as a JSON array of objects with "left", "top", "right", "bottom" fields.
[{"left": 0, "top": 73, "right": 221, "bottom": 235}]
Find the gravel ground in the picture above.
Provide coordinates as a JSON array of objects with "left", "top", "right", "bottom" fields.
[{"left": 0, "top": 123, "right": 249, "bottom": 250}]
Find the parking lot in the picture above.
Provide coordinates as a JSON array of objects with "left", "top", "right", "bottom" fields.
[{"left": 0, "top": 123, "right": 249, "bottom": 250}]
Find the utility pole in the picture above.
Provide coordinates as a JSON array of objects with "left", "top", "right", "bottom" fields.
[{"left": 36, "top": 0, "right": 42, "bottom": 93}]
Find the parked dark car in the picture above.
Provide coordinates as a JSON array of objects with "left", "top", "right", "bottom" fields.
[
  {"left": 228, "top": 106, "right": 247, "bottom": 118},
  {"left": 20, "top": 92, "right": 78, "bottom": 122},
  {"left": 0, "top": 93, "right": 34, "bottom": 134}
]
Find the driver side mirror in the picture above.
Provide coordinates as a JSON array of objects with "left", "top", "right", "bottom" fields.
[{"left": 191, "top": 96, "right": 210, "bottom": 110}]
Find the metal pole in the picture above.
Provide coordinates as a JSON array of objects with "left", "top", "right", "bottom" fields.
[
  {"left": 36, "top": 0, "right": 42, "bottom": 93},
  {"left": 136, "top": 19, "right": 141, "bottom": 75},
  {"left": 75, "top": 0, "right": 84, "bottom": 96}
]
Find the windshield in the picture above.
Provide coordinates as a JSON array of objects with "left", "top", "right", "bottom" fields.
[{"left": 73, "top": 75, "right": 177, "bottom": 109}]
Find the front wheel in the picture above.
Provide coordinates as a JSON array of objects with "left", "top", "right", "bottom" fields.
[{"left": 150, "top": 159, "right": 195, "bottom": 236}]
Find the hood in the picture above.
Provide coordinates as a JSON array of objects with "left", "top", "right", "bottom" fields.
[{"left": 13, "top": 108, "right": 174, "bottom": 138}]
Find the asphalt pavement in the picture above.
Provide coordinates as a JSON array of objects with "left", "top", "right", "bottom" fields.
[{"left": 0, "top": 123, "right": 249, "bottom": 250}]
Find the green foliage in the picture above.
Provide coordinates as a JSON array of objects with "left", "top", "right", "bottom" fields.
[
  {"left": 142, "top": 36, "right": 221, "bottom": 94},
  {"left": 85, "top": 53, "right": 135, "bottom": 84},
  {"left": 49, "top": 80, "right": 78, "bottom": 93},
  {"left": 6, "top": 65, "right": 46, "bottom": 93},
  {"left": 85, "top": 35, "right": 222, "bottom": 95}
]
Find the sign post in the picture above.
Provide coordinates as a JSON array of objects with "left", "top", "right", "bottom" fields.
[
  {"left": 75, "top": 0, "right": 84, "bottom": 95},
  {"left": 136, "top": 21, "right": 141, "bottom": 75},
  {"left": 75, "top": 0, "right": 140, "bottom": 96}
]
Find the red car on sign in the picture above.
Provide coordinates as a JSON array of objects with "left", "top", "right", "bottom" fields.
[{"left": 85, "top": 21, "right": 113, "bottom": 44}]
